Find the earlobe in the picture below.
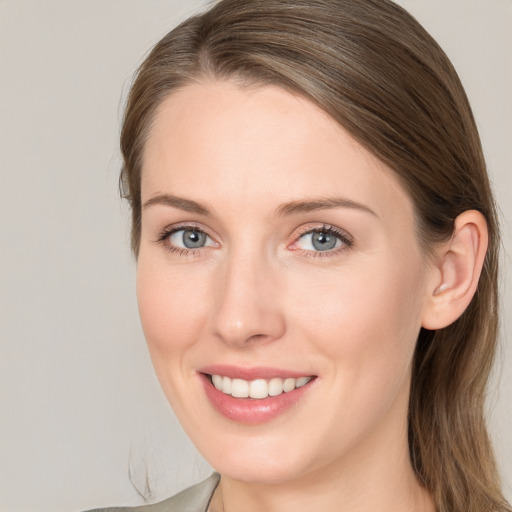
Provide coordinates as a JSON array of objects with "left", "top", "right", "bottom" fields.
[
  {"left": 433, "top": 283, "right": 449, "bottom": 296},
  {"left": 421, "top": 210, "right": 488, "bottom": 330}
]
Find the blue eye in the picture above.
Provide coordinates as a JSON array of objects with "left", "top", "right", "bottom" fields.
[
  {"left": 295, "top": 227, "right": 351, "bottom": 253},
  {"left": 168, "top": 228, "right": 215, "bottom": 250}
]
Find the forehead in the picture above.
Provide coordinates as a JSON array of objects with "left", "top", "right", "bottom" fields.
[{"left": 141, "top": 81, "right": 414, "bottom": 223}]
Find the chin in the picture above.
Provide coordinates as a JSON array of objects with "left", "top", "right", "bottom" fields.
[
  {"left": 211, "top": 452, "right": 307, "bottom": 485},
  {"left": 189, "top": 424, "right": 325, "bottom": 486}
]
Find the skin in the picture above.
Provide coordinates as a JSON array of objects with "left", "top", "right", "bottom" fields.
[{"left": 136, "top": 81, "right": 444, "bottom": 512}]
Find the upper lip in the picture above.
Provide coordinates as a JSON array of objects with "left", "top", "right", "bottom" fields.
[{"left": 198, "top": 365, "right": 316, "bottom": 381}]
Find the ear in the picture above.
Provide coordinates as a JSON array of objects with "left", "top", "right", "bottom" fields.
[{"left": 421, "top": 210, "right": 488, "bottom": 330}]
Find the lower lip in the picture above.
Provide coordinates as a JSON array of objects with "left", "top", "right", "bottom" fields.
[{"left": 200, "top": 374, "right": 315, "bottom": 425}]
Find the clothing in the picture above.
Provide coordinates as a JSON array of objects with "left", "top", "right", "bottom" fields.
[{"left": 85, "top": 473, "right": 220, "bottom": 512}]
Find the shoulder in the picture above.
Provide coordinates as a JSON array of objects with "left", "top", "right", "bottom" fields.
[{"left": 84, "top": 473, "right": 220, "bottom": 512}]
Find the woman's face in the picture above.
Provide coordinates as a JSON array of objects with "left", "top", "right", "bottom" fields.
[{"left": 137, "top": 82, "right": 433, "bottom": 485}]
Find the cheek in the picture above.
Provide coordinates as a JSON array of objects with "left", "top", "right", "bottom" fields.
[
  {"left": 289, "top": 252, "right": 426, "bottom": 379},
  {"left": 284, "top": 255, "right": 427, "bottom": 456},
  {"left": 136, "top": 259, "right": 207, "bottom": 363}
]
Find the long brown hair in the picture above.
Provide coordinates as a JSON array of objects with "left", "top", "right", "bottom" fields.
[{"left": 119, "top": 1, "right": 509, "bottom": 510}]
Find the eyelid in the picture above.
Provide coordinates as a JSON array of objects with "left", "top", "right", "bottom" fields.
[
  {"left": 288, "top": 223, "right": 353, "bottom": 255},
  {"left": 153, "top": 221, "right": 352, "bottom": 257},
  {"left": 154, "top": 222, "right": 219, "bottom": 254}
]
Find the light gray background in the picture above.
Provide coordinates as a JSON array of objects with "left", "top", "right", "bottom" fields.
[{"left": 0, "top": 1, "right": 510, "bottom": 511}]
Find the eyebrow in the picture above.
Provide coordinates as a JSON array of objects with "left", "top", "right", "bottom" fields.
[
  {"left": 142, "top": 193, "right": 377, "bottom": 218},
  {"left": 276, "top": 197, "right": 378, "bottom": 218},
  {"left": 142, "top": 194, "right": 211, "bottom": 215}
]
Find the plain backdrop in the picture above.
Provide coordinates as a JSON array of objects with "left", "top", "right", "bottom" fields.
[{"left": 0, "top": 1, "right": 510, "bottom": 511}]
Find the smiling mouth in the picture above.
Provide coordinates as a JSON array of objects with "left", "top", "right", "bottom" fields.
[{"left": 208, "top": 374, "right": 314, "bottom": 399}]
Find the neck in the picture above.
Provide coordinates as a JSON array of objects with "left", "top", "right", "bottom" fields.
[
  {"left": 209, "top": 384, "right": 435, "bottom": 512},
  {"left": 212, "top": 447, "right": 434, "bottom": 512}
]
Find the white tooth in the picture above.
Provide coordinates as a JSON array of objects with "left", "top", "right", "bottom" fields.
[
  {"left": 296, "top": 377, "right": 310, "bottom": 388},
  {"left": 212, "top": 374, "right": 223, "bottom": 390},
  {"left": 222, "top": 376, "right": 232, "bottom": 394},
  {"left": 268, "top": 378, "right": 284, "bottom": 396},
  {"left": 231, "top": 378, "right": 249, "bottom": 398},
  {"left": 249, "top": 379, "right": 269, "bottom": 399},
  {"left": 283, "top": 378, "right": 296, "bottom": 392}
]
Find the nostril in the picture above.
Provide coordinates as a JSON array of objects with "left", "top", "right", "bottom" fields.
[{"left": 246, "top": 333, "right": 268, "bottom": 343}]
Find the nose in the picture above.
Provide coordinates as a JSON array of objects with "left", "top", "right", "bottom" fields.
[{"left": 210, "top": 249, "right": 286, "bottom": 347}]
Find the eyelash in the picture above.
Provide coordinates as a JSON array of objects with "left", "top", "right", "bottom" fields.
[
  {"left": 154, "top": 223, "right": 353, "bottom": 258},
  {"left": 155, "top": 223, "right": 217, "bottom": 257},
  {"left": 290, "top": 224, "right": 353, "bottom": 258}
]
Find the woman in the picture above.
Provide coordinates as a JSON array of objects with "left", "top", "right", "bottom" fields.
[{"left": 90, "top": 0, "right": 510, "bottom": 511}]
